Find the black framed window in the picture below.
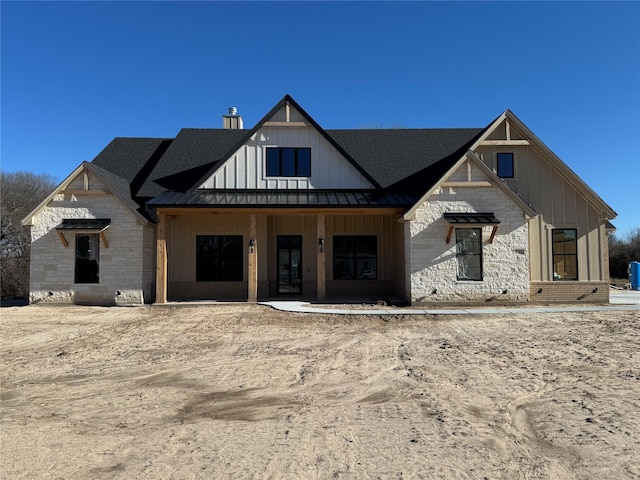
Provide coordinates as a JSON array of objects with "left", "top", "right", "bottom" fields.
[
  {"left": 266, "top": 148, "right": 311, "bottom": 177},
  {"left": 456, "top": 228, "right": 482, "bottom": 281},
  {"left": 333, "top": 235, "right": 377, "bottom": 280},
  {"left": 497, "top": 152, "right": 514, "bottom": 178},
  {"left": 75, "top": 234, "right": 100, "bottom": 284},
  {"left": 552, "top": 229, "right": 578, "bottom": 280},
  {"left": 196, "top": 235, "right": 243, "bottom": 281}
]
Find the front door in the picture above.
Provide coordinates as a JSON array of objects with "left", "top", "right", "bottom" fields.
[{"left": 277, "top": 236, "right": 302, "bottom": 294}]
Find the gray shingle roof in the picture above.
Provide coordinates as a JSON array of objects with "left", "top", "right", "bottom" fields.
[
  {"left": 89, "top": 96, "right": 487, "bottom": 211},
  {"left": 136, "top": 129, "right": 246, "bottom": 197},
  {"left": 326, "top": 128, "right": 482, "bottom": 189},
  {"left": 91, "top": 137, "right": 172, "bottom": 197}
]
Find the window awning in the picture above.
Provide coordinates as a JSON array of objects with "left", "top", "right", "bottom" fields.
[
  {"left": 55, "top": 219, "right": 111, "bottom": 248},
  {"left": 55, "top": 219, "right": 111, "bottom": 231},
  {"left": 444, "top": 212, "right": 500, "bottom": 244},
  {"left": 444, "top": 212, "right": 500, "bottom": 225}
]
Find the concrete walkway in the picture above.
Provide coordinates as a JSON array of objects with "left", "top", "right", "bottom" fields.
[{"left": 262, "top": 289, "right": 640, "bottom": 315}]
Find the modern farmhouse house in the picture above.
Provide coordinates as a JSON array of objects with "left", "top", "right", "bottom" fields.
[{"left": 23, "top": 95, "right": 616, "bottom": 305}]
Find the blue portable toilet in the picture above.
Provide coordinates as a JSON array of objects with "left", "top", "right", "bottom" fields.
[{"left": 630, "top": 261, "right": 640, "bottom": 290}]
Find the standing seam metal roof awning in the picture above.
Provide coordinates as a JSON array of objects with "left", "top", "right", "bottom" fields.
[
  {"left": 146, "top": 191, "right": 417, "bottom": 208},
  {"left": 443, "top": 212, "right": 500, "bottom": 243},
  {"left": 54, "top": 219, "right": 111, "bottom": 249},
  {"left": 55, "top": 219, "right": 111, "bottom": 231},
  {"left": 443, "top": 212, "right": 500, "bottom": 225}
]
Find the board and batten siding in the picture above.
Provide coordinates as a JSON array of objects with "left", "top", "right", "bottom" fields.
[
  {"left": 198, "top": 105, "right": 373, "bottom": 190},
  {"left": 477, "top": 132, "right": 608, "bottom": 282}
]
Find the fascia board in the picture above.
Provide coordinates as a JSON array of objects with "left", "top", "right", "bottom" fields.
[
  {"left": 466, "top": 150, "right": 537, "bottom": 218},
  {"left": 402, "top": 155, "right": 469, "bottom": 221},
  {"left": 21, "top": 163, "right": 87, "bottom": 226},
  {"left": 22, "top": 162, "right": 148, "bottom": 226},
  {"left": 84, "top": 163, "right": 149, "bottom": 225}
]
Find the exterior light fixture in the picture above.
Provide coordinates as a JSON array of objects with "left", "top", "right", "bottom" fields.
[
  {"left": 248, "top": 239, "right": 255, "bottom": 253},
  {"left": 318, "top": 237, "right": 325, "bottom": 253}
]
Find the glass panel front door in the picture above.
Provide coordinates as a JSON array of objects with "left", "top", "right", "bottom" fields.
[{"left": 277, "top": 236, "right": 302, "bottom": 294}]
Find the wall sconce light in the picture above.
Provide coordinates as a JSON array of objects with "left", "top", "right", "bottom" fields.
[
  {"left": 248, "top": 238, "right": 255, "bottom": 253},
  {"left": 318, "top": 237, "right": 325, "bottom": 253}
]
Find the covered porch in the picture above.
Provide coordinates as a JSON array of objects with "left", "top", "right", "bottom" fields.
[{"left": 154, "top": 206, "right": 407, "bottom": 304}]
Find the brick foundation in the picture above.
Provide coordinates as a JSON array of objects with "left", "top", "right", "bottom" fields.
[{"left": 529, "top": 281, "right": 609, "bottom": 303}]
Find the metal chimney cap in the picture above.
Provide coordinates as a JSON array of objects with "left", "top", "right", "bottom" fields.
[{"left": 228, "top": 106, "right": 238, "bottom": 116}]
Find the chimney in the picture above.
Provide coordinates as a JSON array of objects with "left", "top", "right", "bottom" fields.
[{"left": 223, "top": 106, "right": 243, "bottom": 129}]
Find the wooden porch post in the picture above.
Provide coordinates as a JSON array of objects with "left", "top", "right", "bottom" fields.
[
  {"left": 317, "top": 214, "right": 326, "bottom": 300},
  {"left": 155, "top": 212, "right": 167, "bottom": 304},
  {"left": 248, "top": 214, "right": 258, "bottom": 303}
]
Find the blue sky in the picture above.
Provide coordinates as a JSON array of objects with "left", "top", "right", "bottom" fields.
[{"left": 2, "top": 1, "right": 639, "bottom": 235}]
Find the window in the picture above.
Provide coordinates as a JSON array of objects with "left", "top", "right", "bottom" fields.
[
  {"left": 333, "top": 236, "right": 377, "bottom": 280},
  {"left": 497, "top": 152, "right": 514, "bottom": 178},
  {"left": 196, "top": 235, "right": 243, "bottom": 281},
  {"left": 456, "top": 228, "right": 482, "bottom": 281},
  {"left": 266, "top": 148, "right": 311, "bottom": 177},
  {"left": 75, "top": 234, "right": 100, "bottom": 284},
  {"left": 552, "top": 229, "right": 578, "bottom": 280}
]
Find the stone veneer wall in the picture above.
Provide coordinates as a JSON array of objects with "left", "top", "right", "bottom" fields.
[
  {"left": 406, "top": 184, "right": 530, "bottom": 304},
  {"left": 29, "top": 194, "right": 147, "bottom": 305}
]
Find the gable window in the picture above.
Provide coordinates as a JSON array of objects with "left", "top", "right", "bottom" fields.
[
  {"left": 196, "top": 235, "right": 243, "bottom": 281},
  {"left": 497, "top": 152, "right": 514, "bottom": 178},
  {"left": 266, "top": 148, "right": 311, "bottom": 177},
  {"left": 333, "top": 235, "right": 377, "bottom": 280},
  {"left": 75, "top": 234, "right": 100, "bottom": 284},
  {"left": 552, "top": 229, "right": 578, "bottom": 280},
  {"left": 456, "top": 228, "right": 482, "bottom": 281}
]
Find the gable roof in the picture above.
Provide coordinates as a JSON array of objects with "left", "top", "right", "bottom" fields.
[
  {"left": 470, "top": 109, "right": 617, "bottom": 219},
  {"left": 22, "top": 161, "right": 149, "bottom": 226},
  {"left": 402, "top": 149, "right": 538, "bottom": 221},
  {"left": 183, "top": 94, "right": 383, "bottom": 192},
  {"left": 77, "top": 96, "right": 614, "bottom": 223}
]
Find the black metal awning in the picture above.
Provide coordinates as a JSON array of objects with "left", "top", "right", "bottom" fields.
[
  {"left": 443, "top": 212, "right": 500, "bottom": 225},
  {"left": 54, "top": 219, "right": 111, "bottom": 248},
  {"left": 147, "top": 190, "right": 416, "bottom": 209},
  {"left": 443, "top": 212, "right": 500, "bottom": 244},
  {"left": 55, "top": 219, "right": 111, "bottom": 231}
]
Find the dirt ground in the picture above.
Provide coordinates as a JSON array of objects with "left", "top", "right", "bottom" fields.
[{"left": 1, "top": 304, "right": 639, "bottom": 479}]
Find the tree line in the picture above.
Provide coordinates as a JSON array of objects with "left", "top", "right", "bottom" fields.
[
  {"left": 1, "top": 171, "right": 57, "bottom": 299},
  {"left": 609, "top": 228, "right": 640, "bottom": 281},
  {"left": 1, "top": 170, "right": 638, "bottom": 299}
]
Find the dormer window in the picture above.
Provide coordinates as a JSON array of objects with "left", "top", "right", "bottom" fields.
[
  {"left": 266, "top": 147, "right": 311, "bottom": 177},
  {"left": 497, "top": 152, "right": 514, "bottom": 178}
]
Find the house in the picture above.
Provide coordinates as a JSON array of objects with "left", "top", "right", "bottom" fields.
[{"left": 22, "top": 95, "right": 616, "bottom": 305}]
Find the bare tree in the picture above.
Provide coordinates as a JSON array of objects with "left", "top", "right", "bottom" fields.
[
  {"left": 609, "top": 227, "right": 640, "bottom": 281},
  {"left": 1, "top": 171, "right": 58, "bottom": 299}
]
